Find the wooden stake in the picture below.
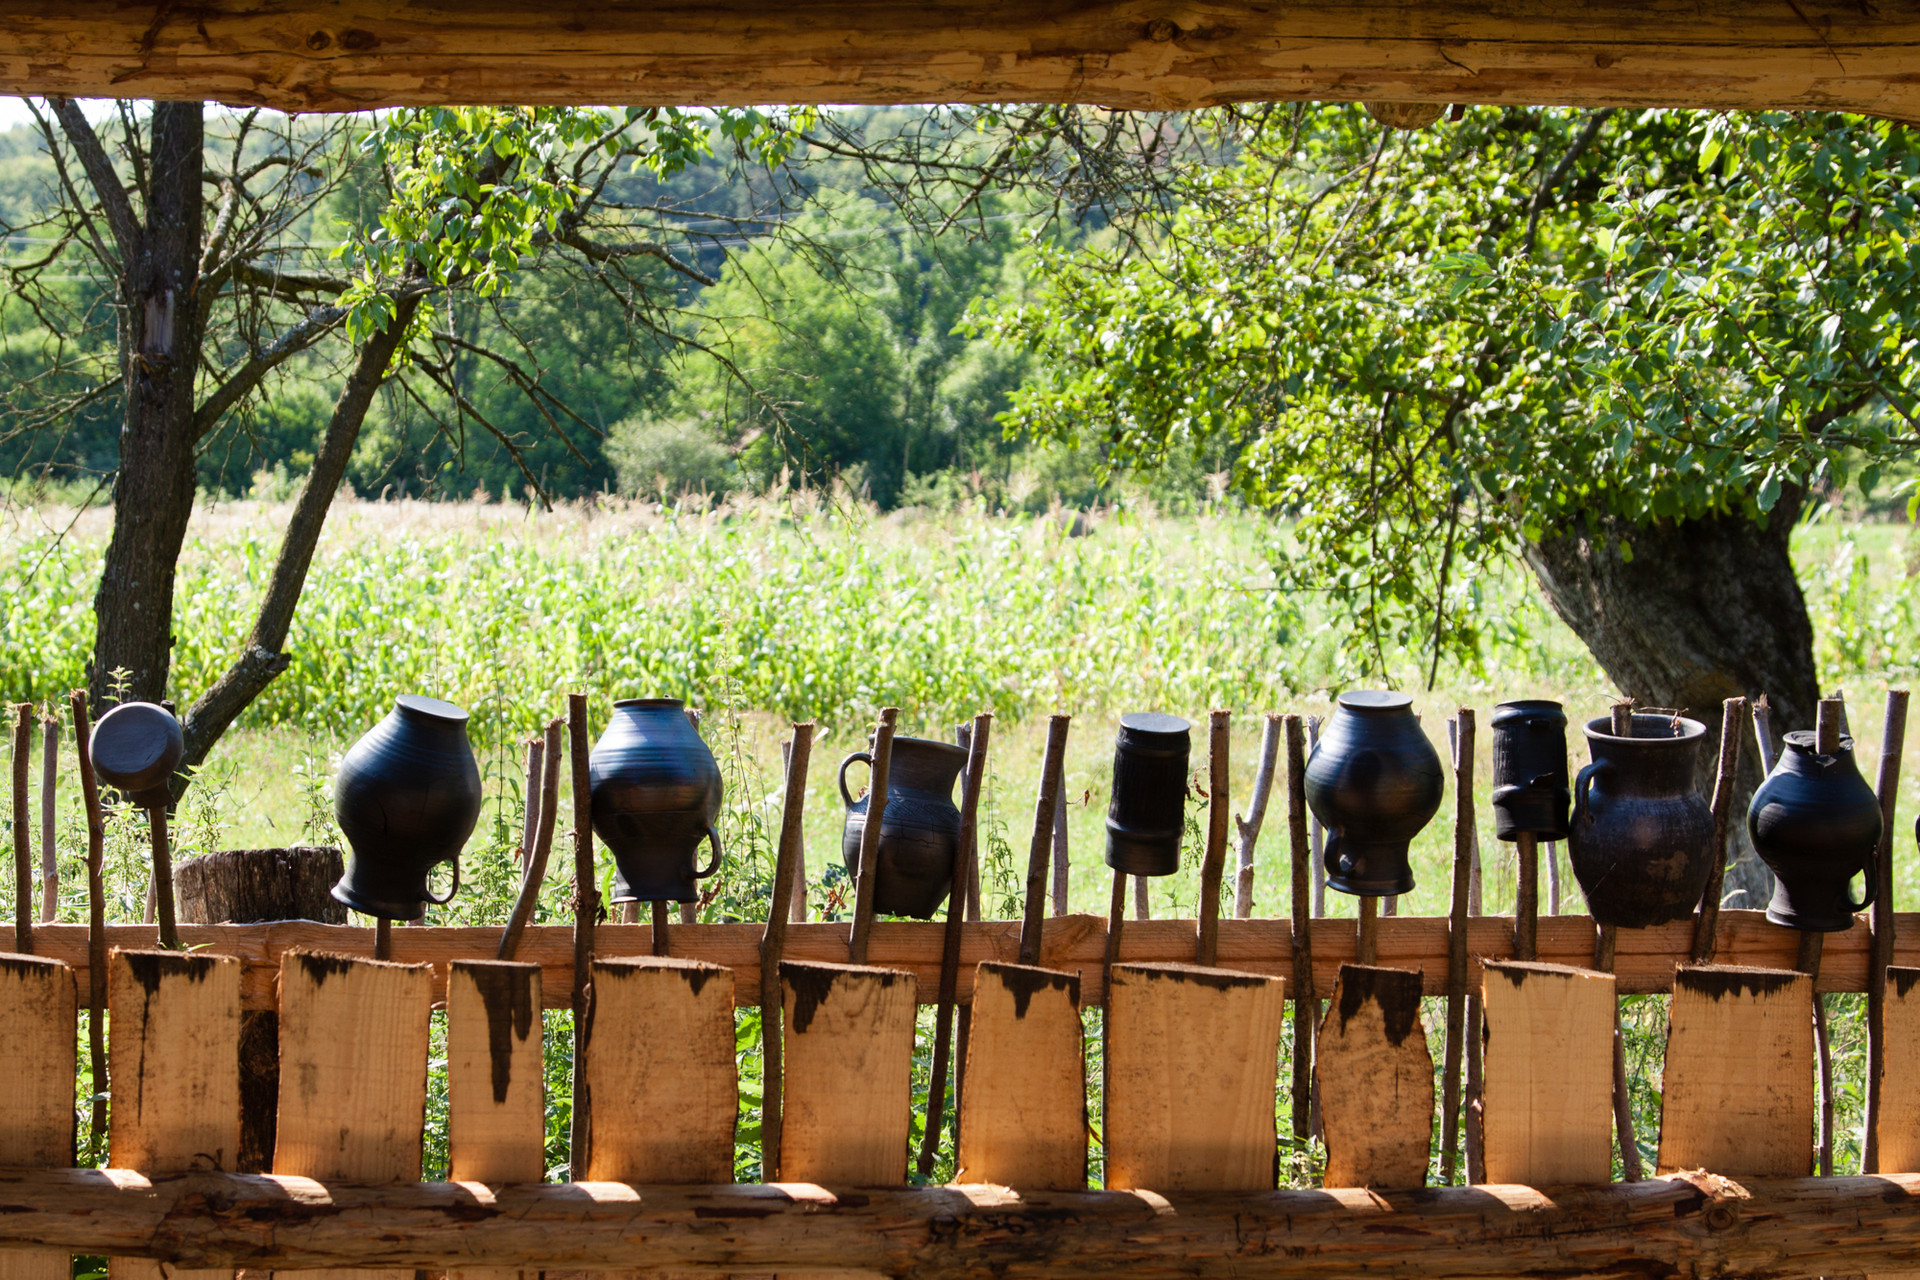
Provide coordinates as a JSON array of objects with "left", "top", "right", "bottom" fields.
[
  {"left": 783, "top": 737, "right": 810, "bottom": 923},
  {"left": 498, "top": 716, "right": 563, "bottom": 961},
  {"left": 1691, "top": 696, "right": 1747, "bottom": 964},
  {"left": 1753, "top": 694, "right": 1778, "bottom": 774},
  {"left": 1051, "top": 764, "right": 1070, "bottom": 916},
  {"left": 373, "top": 917, "right": 391, "bottom": 960},
  {"left": 1135, "top": 873, "right": 1150, "bottom": 921},
  {"left": 1196, "top": 709, "right": 1231, "bottom": 967},
  {"left": 1866, "top": 689, "right": 1909, "bottom": 1174},
  {"left": 38, "top": 715, "right": 57, "bottom": 924},
  {"left": 146, "top": 802, "right": 176, "bottom": 950},
  {"left": 1357, "top": 895, "right": 1379, "bottom": 966},
  {"left": 68, "top": 691, "right": 106, "bottom": 1148},
  {"left": 518, "top": 734, "right": 544, "bottom": 870},
  {"left": 1022, "top": 714, "right": 1070, "bottom": 966},
  {"left": 566, "top": 691, "right": 594, "bottom": 1181},
  {"left": 12, "top": 703, "right": 32, "bottom": 954},
  {"left": 760, "top": 722, "right": 813, "bottom": 1182},
  {"left": 1308, "top": 716, "right": 1327, "bottom": 917},
  {"left": 1441, "top": 708, "right": 1474, "bottom": 1183},
  {"left": 1235, "top": 713, "right": 1283, "bottom": 920},
  {"left": 847, "top": 707, "right": 898, "bottom": 966},
  {"left": 1284, "top": 714, "right": 1316, "bottom": 1142},
  {"left": 1105, "top": 869, "right": 1127, "bottom": 984},
  {"left": 1590, "top": 920, "right": 1641, "bottom": 1181},
  {"left": 1804, "top": 695, "right": 1846, "bottom": 1177},
  {"left": 1610, "top": 699, "right": 1634, "bottom": 737},
  {"left": 650, "top": 900, "right": 671, "bottom": 956},
  {"left": 1514, "top": 832, "right": 1538, "bottom": 961}
]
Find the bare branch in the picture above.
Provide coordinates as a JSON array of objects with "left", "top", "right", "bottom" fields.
[{"left": 48, "top": 97, "right": 141, "bottom": 265}]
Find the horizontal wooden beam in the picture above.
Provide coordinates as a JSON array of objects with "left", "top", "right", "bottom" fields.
[
  {"left": 0, "top": 0, "right": 1915, "bottom": 118},
  {"left": 3, "top": 1167, "right": 1920, "bottom": 1277},
  {"left": 15, "top": 910, "right": 1908, "bottom": 1009}
]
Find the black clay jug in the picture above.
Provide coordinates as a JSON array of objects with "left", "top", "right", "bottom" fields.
[
  {"left": 590, "top": 698, "right": 724, "bottom": 904},
  {"left": 1568, "top": 713, "right": 1715, "bottom": 928},
  {"left": 1105, "top": 712, "right": 1191, "bottom": 877},
  {"left": 1748, "top": 731, "right": 1881, "bottom": 932},
  {"left": 1491, "top": 700, "right": 1571, "bottom": 841},
  {"left": 840, "top": 735, "right": 967, "bottom": 919},
  {"left": 1305, "top": 692, "right": 1444, "bottom": 896},
  {"left": 90, "top": 701, "right": 184, "bottom": 808},
  {"left": 332, "top": 695, "right": 483, "bottom": 919}
]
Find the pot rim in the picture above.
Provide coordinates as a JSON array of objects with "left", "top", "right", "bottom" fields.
[
  {"left": 1581, "top": 712, "right": 1706, "bottom": 744},
  {"left": 1337, "top": 690, "right": 1413, "bottom": 714},
  {"left": 1781, "top": 729, "right": 1857, "bottom": 758},
  {"left": 885, "top": 734, "right": 970, "bottom": 761},
  {"left": 395, "top": 693, "right": 470, "bottom": 724},
  {"left": 613, "top": 696, "right": 687, "bottom": 711},
  {"left": 1493, "top": 698, "right": 1566, "bottom": 716},
  {"left": 1118, "top": 711, "right": 1191, "bottom": 737}
]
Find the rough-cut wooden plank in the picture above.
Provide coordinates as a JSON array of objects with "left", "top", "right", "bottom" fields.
[
  {"left": 1316, "top": 965, "right": 1431, "bottom": 1190},
  {"left": 0, "top": 0, "right": 1916, "bottom": 119},
  {"left": 274, "top": 950, "right": 432, "bottom": 1280},
  {"left": 1480, "top": 961, "right": 1614, "bottom": 1187},
  {"left": 0, "top": 953, "right": 75, "bottom": 1280},
  {"left": 956, "top": 961, "right": 1086, "bottom": 1188},
  {"left": 16, "top": 910, "right": 1918, "bottom": 1011},
  {"left": 107, "top": 950, "right": 242, "bottom": 1280},
  {"left": 1879, "top": 967, "right": 1920, "bottom": 1173},
  {"left": 446, "top": 960, "right": 543, "bottom": 1280},
  {"left": 781, "top": 960, "right": 916, "bottom": 1186},
  {"left": 1104, "top": 962, "right": 1284, "bottom": 1191},
  {"left": 585, "top": 956, "right": 737, "bottom": 1184},
  {"left": 1657, "top": 965, "right": 1813, "bottom": 1178}
]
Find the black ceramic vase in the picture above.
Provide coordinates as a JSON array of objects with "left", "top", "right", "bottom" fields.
[
  {"left": 90, "top": 701, "right": 184, "bottom": 808},
  {"left": 1568, "top": 713, "right": 1715, "bottom": 929},
  {"left": 840, "top": 736, "right": 966, "bottom": 919},
  {"left": 1305, "top": 692, "right": 1444, "bottom": 896},
  {"left": 1490, "top": 700, "right": 1571, "bottom": 842},
  {"left": 1748, "top": 731, "right": 1881, "bottom": 932},
  {"left": 332, "top": 695, "right": 483, "bottom": 919},
  {"left": 1105, "top": 713, "right": 1191, "bottom": 876},
  {"left": 590, "top": 698, "right": 724, "bottom": 904}
]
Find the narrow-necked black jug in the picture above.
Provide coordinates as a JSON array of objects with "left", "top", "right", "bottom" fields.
[
  {"left": 1105, "top": 712, "right": 1191, "bottom": 877},
  {"left": 1491, "top": 700, "right": 1571, "bottom": 841},
  {"left": 1568, "top": 712, "right": 1714, "bottom": 928},
  {"left": 1748, "top": 730, "right": 1881, "bottom": 932},
  {"left": 332, "top": 695, "right": 482, "bottom": 919},
  {"left": 1305, "top": 692, "right": 1444, "bottom": 896},
  {"left": 591, "top": 698, "right": 724, "bottom": 904},
  {"left": 840, "top": 735, "right": 966, "bottom": 918}
]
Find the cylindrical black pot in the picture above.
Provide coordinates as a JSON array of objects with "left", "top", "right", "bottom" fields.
[
  {"left": 840, "top": 735, "right": 966, "bottom": 918},
  {"left": 1568, "top": 713, "right": 1715, "bottom": 929},
  {"left": 1304, "top": 691, "right": 1444, "bottom": 896},
  {"left": 90, "top": 701, "right": 184, "bottom": 809},
  {"left": 591, "top": 698, "right": 724, "bottom": 905},
  {"left": 332, "top": 695, "right": 482, "bottom": 919},
  {"left": 1748, "top": 730, "right": 1881, "bottom": 932},
  {"left": 1490, "top": 700, "right": 1571, "bottom": 842},
  {"left": 1105, "top": 712, "right": 1191, "bottom": 877}
]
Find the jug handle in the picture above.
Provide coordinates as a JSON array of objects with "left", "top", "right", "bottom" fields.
[
  {"left": 423, "top": 853, "right": 461, "bottom": 906},
  {"left": 839, "top": 751, "right": 874, "bottom": 808},
  {"left": 1852, "top": 848, "right": 1879, "bottom": 915},
  {"left": 695, "top": 823, "right": 724, "bottom": 879},
  {"left": 1573, "top": 761, "right": 1608, "bottom": 828}
]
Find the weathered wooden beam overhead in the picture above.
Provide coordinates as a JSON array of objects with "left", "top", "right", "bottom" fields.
[{"left": 0, "top": 0, "right": 1915, "bottom": 119}]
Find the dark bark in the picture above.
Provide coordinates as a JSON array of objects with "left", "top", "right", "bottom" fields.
[{"left": 1525, "top": 487, "right": 1817, "bottom": 906}]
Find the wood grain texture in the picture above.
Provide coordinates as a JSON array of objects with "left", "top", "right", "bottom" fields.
[
  {"left": 106, "top": 950, "right": 242, "bottom": 1280},
  {"left": 446, "top": 961, "right": 544, "bottom": 1280},
  {"left": 0, "top": 0, "right": 1916, "bottom": 117},
  {"left": 781, "top": 960, "right": 917, "bottom": 1186},
  {"left": 955, "top": 961, "right": 1086, "bottom": 1188},
  {"left": 1480, "top": 961, "right": 1614, "bottom": 1187},
  {"left": 0, "top": 953, "right": 75, "bottom": 1280},
  {"left": 1878, "top": 967, "right": 1920, "bottom": 1173},
  {"left": 1104, "top": 962, "right": 1284, "bottom": 1192},
  {"left": 273, "top": 950, "right": 433, "bottom": 1280},
  {"left": 1316, "top": 965, "right": 1431, "bottom": 1190},
  {"left": 585, "top": 956, "right": 737, "bottom": 1184},
  {"left": 1657, "top": 965, "right": 1813, "bottom": 1178}
]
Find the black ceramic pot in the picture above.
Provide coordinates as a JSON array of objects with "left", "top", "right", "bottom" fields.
[
  {"left": 1105, "top": 712, "right": 1191, "bottom": 877},
  {"left": 590, "top": 698, "right": 724, "bottom": 904},
  {"left": 841, "top": 736, "right": 966, "bottom": 919},
  {"left": 332, "top": 695, "right": 483, "bottom": 919},
  {"left": 1490, "top": 700, "right": 1571, "bottom": 842},
  {"left": 1305, "top": 692, "right": 1444, "bottom": 896},
  {"left": 1748, "top": 730, "right": 1881, "bottom": 932},
  {"left": 1568, "top": 713, "right": 1715, "bottom": 929},
  {"left": 90, "top": 701, "right": 184, "bottom": 809}
]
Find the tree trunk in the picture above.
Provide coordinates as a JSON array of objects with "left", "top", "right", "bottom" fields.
[{"left": 1524, "top": 488, "right": 1817, "bottom": 907}]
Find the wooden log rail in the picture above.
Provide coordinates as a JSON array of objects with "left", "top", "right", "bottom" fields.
[
  {"left": 17, "top": 910, "right": 1915, "bottom": 1009},
  {"left": 2, "top": 1167, "right": 1919, "bottom": 1278}
]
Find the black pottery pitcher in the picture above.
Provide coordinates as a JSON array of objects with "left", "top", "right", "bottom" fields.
[
  {"left": 1305, "top": 691, "right": 1444, "bottom": 896},
  {"left": 840, "top": 735, "right": 966, "bottom": 919},
  {"left": 1568, "top": 713, "right": 1714, "bottom": 928},
  {"left": 1490, "top": 700, "right": 1571, "bottom": 842},
  {"left": 91, "top": 701, "right": 184, "bottom": 808},
  {"left": 590, "top": 698, "right": 724, "bottom": 904},
  {"left": 1748, "top": 730, "right": 1881, "bottom": 932},
  {"left": 1105, "top": 712, "right": 1191, "bottom": 877},
  {"left": 332, "top": 695, "right": 483, "bottom": 919}
]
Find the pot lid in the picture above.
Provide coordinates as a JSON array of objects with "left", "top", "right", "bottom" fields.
[
  {"left": 1118, "top": 711, "right": 1190, "bottom": 737},
  {"left": 1338, "top": 690, "right": 1413, "bottom": 713},
  {"left": 396, "top": 694, "right": 470, "bottom": 723}
]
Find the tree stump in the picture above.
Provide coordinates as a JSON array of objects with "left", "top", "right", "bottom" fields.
[{"left": 174, "top": 846, "right": 345, "bottom": 1172}]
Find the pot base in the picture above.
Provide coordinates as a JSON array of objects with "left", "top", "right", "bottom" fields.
[
  {"left": 1764, "top": 880, "right": 1865, "bottom": 934},
  {"left": 1324, "top": 835, "right": 1415, "bottom": 897},
  {"left": 330, "top": 879, "right": 427, "bottom": 921}
]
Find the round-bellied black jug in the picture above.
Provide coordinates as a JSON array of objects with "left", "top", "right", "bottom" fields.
[
  {"left": 1305, "top": 692, "right": 1444, "bottom": 896},
  {"left": 332, "top": 695, "right": 482, "bottom": 919},
  {"left": 1568, "top": 713, "right": 1715, "bottom": 929},
  {"left": 840, "top": 735, "right": 966, "bottom": 919},
  {"left": 90, "top": 701, "right": 184, "bottom": 809},
  {"left": 590, "top": 698, "right": 724, "bottom": 904},
  {"left": 1491, "top": 700, "right": 1571, "bottom": 842},
  {"left": 1105, "top": 712, "right": 1191, "bottom": 877},
  {"left": 1748, "top": 730, "right": 1881, "bottom": 932}
]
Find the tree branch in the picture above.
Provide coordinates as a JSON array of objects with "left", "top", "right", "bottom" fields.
[
  {"left": 191, "top": 302, "right": 352, "bottom": 440},
  {"left": 555, "top": 229, "right": 717, "bottom": 285},
  {"left": 1523, "top": 109, "right": 1610, "bottom": 256},
  {"left": 48, "top": 96, "right": 141, "bottom": 267}
]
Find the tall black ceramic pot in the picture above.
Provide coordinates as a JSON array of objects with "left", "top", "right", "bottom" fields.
[
  {"left": 840, "top": 736, "right": 966, "bottom": 919},
  {"left": 1305, "top": 692, "right": 1444, "bottom": 896},
  {"left": 1105, "top": 713, "right": 1191, "bottom": 877},
  {"left": 1568, "top": 713, "right": 1715, "bottom": 928},
  {"left": 1490, "top": 700, "right": 1570, "bottom": 842},
  {"left": 590, "top": 698, "right": 724, "bottom": 904},
  {"left": 332, "top": 695, "right": 483, "bottom": 919},
  {"left": 1748, "top": 731, "right": 1881, "bottom": 932}
]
